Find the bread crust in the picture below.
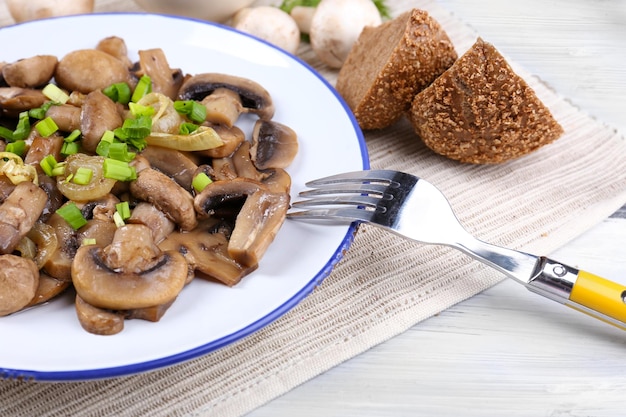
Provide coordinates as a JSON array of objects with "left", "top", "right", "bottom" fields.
[
  {"left": 336, "top": 9, "right": 457, "bottom": 130},
  {"left": 408, "top": 38, "right": 564, "bottom": 164}
]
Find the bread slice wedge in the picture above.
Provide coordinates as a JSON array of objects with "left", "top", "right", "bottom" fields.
[
  {"left": 336, "top": 9, "right": 457, "bottom": 130},
  {"left": 408, "top": 37, "right": 564, "bottom": 164}
]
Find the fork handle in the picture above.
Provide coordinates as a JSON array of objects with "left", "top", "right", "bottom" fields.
[{"left": 527, "top": 257, "right": 626, "bottom": 330}]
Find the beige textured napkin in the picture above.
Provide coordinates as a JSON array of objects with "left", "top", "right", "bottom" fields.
[{"left": 2, "top": 1, "right": 626, "bottom": 416}]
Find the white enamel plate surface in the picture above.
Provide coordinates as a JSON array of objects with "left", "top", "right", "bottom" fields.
[{"left": 0, "top": 13, "right": 368, "bottom": 381}]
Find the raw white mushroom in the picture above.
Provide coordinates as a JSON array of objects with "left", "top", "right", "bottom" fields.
[
  {"left": 231, "top": 6, "right": 301, "bottom": 55},
  {"left": 5, "top": 0, "right": 95, "bottom": 23},
  {"left": 290, "top": 6, "right": 317, "bottom": 35},
  {"left": 309, "top": 0, "right": 382, "bottom": 68}
]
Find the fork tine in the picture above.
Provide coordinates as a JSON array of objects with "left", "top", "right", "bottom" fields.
[
  {"left": 291, "top": 194, "right": 382, "bottom": 209},
  {"left": 287, "top": 207, "right": 374, "bottom": 223},
  {"left": 298, "top": 182, "right": 389, "bottom": 197},
  {"left": 305, "top": 169, "right": 402, "bottom": 187}
]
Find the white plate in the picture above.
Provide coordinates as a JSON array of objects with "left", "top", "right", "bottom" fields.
[{"left": 0, "top": 13, "right": 368, "bottom": 381}]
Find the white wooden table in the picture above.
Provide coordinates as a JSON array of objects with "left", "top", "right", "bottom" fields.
[{"left": 247, "top": 1, "right": 626, "bottom": 415}]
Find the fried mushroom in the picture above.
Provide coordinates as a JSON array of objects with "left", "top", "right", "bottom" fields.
[{"left": 0, "top": 254, "right": 39, "bottom": 316}]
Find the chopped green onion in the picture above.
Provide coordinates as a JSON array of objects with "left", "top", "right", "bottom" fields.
[
  {"left": 0, "top": 126, "right": 14, "bottom": 141},
  {"left": 35, "top": 117, "right": 59, "bottom": 137},
  {"left": 5, "top": 140, "right": 26, "bottom": 157},
  {"left": 12, "top": 112, "right": 31, "bottom": 141},
  {"left": 51, "top": 162, "right": 66, "bottom": 177},
  {"left": 72, "top": 167, "right": 93, "bottom": 185},
  {"left": 179, "top": 122, "right": 199, "bottom": 135},
  {"left": 103, "top": 158, "right": 136, "bottom": 181},
  {"left": 42, "top": 84, "right": 69, "bottom": 104},
  {"left": 128, "top": 102, "right": 155, "bottom": 117},
  {"left": 56, "top": 202, "right": 87, "bottom": 230},
  {"left": 64, "top": 129, "right": 81, "bottom": 143},
  {"left": 115, "top": 201, "right": 131, "bottom": 220},
  {"left": 61, "top": 141, "right": 79, "bottom": 156},
  {"left": 95, "top": 130, "right": 116, "bottom": 157},
  {"left": 102, "top": 82, "right": 131, "bottom": 104},
  {"left": 29, "top": 102, "right": 55, "bottom": 120},
  {"left": 116, "top": 115, "right": 152, "bottom": 139},
  {"left": 39, "top": 154, "right": 58, "bottom": 176},
  {"left": 113, "top": 211, "right": 125, "bottom": 228},
  {"left": 64, "top": 173, "right": 74, "bottom": 183},
  {"left": 108, "top": 142, "right": 135, "bottom": 162},
  {"left": 174, "top": 100, "right": 207, "bottom": 124},
  {"left": 192, "top": 172, "right": 213, "bottom": 193},
  {"left": 131, "top": 75, "right": 152, "bottom": 103},
  {"left": 81, "top": 238, "right": 97, "bottom": 246}
]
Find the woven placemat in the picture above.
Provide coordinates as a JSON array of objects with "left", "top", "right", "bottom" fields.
[{"left": 1, "top": 1, "right": 626, "bottom": 416}]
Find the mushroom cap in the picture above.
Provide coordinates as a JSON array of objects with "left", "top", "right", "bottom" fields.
[
  {"left": 75, "top": 294, "right": 125, "bottom": 336},
  {"left": 72, "top": 242, "right": 188, "bottom": 311},
  {"left": 1, "top": 55, "right": 58, "bottom": 88},
  {"left": 0, "top": 181, "right": 48, "bottom": 255},
  {"left": 55, "top": 49, "right": 130, "bottom": 94},
  {"left": 232, "top": 6, "right": 301, "bottom": 55},
  {"left": 177, "top": 73, "right": 275, "bottom": 120},
  {"left": 80, "top": 90, "right": 124, "bottom": 153},
  {"left": 309, "top": 0, "right": 382, "bottom": 68},
  {"left": 0, "top": 254, "right": 39, "bottom": 316}
]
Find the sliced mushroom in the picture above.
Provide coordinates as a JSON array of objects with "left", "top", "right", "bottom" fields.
[
  {"left": 80, "top": 89, "right": 124, "bottom": 153},
  {"left": 0, "top": 254, "right": 39, "bottom": 316},
  {"left": 71, "top": 224, "right": 188, "bottom": 310},
  {"left": 127, "top": 202, "right": 176, "bottom": 244},
  {"left": 130, "top": 167, "right": 198, "bottom": 231},
  {"left": 25, "top": 272, "right": 70, "bottom": 308},
  {"left": 178, "top": 73, "right": 275, "bottom": 126},
  {"left": 55, "top": 49, "right": 130, "bottom": 94},
  {"left": 250, "top": 119, "right": 298, "bottom": 170},
  {"left": 0, "top": 181, "right": 47, "bottom": 254},
  {"left": 136, "top": 49, "right": 184, "bottom": 101},
  {"left": 193, "top": 178, "right": 290, "bottom": 267},
  {"left": 75, "top": 294, "right": 125, "bottom": 336},
  {"left": 139, "top": 145, "right": 198, "bottom": 191},
  {"left": 230, "top": 141, "right": 292, "bottom": 193},
  {"left": 159, "top": 218, "right": 256, "bottom": 286},
  {"left": 0, "top": 87, "right": 47, "bottom": 116},
  {"left": 198, "top": 124, "right": 245, "bottom": 159},
  {"left": 24, "top": 133, "right": 64, "bottom": 166},
  {"left": 44, "top": 104, "right": 81, "bottom": 132},
  {"left": 124, "top": 299, "right": 176, "bottom": 322},
  {"left": 1, "top": 55, "right": 58, "bottom": 88},
  {"left": 96, "top": 36, "right": 133, "bottom": 68}
]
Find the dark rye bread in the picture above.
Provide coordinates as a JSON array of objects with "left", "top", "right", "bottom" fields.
[
  {"left": 408, "top": 38, "right": 564, "bottom": 164},
  {"left": 336, "top": 9, "right": 457, "bottom": 130}
]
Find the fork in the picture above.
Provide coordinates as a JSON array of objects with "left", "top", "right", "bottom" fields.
[{"left": 288, "top": 169, "right": 626, "bottom": 330}]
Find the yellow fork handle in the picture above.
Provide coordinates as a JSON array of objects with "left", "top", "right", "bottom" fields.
[{"left": 568, "top": 270, "right": 626, "bottom": 329}]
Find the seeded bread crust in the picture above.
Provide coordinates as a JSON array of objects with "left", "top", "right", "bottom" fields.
[
  {"left": 408, "top": 38, "right": 564, "bottom": 164},
  {"left": 336, "top": 9, "right": 457, "bottom": 130}
]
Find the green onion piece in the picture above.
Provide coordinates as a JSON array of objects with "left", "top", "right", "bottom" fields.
[
  {"left": 42, "top": 84, "right": 69, "bottom": 104},
  {"left": 39, "top": 154, "right": 58, "bottom": 176},
  {"left": 113, "top": 211, "right": 125, "bottom": 228},
  {"left": 64, "top": 173, "right": 74, "bottom": 183},
  {"left": 192, "top": 172, "right": 213, "bottom": 193},
  {"left": 56, "top": 202, "right": 87, "bottom": 230},
  {"left": 95, "top": 130, "right": 116, "bottom": 157},
  {"left": 103, "top": 158, "right": 136, "bottom": 181},
  {"left": 5, "top": 140, "right": 26, "bottom": 157},
  {"left": 35, "top": 117, "right": 59, "bottom": 137},
  {"left": 29, "top": 102, "right": 55, "bottom": 120},
  {"left": 128, "top": 102, "right": 155, "bottom": 117},
  {"left": 179, "top": 122, "right": 199, "bottom": 135},
  {"left": 131, "top": 75, "right": 152, "bottom": 103},
  {"left": 81, "top": 238, "right": 97, "bottom": 246},
  {"left": 0, "top": 126, "right": 14, "bottom": 141},
  {"left": 64, "top": 129, "right": 81, "bottom": 143},
  {"left": 117, "top": 115, "right": 152, "bottom": 139},
  {"left": 12, "top": 112, "right": 31, "bottom": 141},
  {"left": 72, "top": 167, "right": 93, "bottom": 185},
  {"left": 115, "top": 201, "right": 131, "bottom": 220},
  {"left": 102, "top": 82, "right": 131, "bottom": 104},
  {"left": 108, "top": 142, "right": 135, "bottom": 162},
  {"left": 174, "top": 100, "right": 207, "bottom": 124},
  {"left": 61, "top": 141, "right": 79, "bottom": 156},
  {"left": 51, "top": 162, "right": 66, "bottom": 177}
]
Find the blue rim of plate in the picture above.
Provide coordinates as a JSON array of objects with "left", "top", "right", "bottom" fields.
[{"left": 0, "top": 12, "right": 370, "bottom": 382}]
